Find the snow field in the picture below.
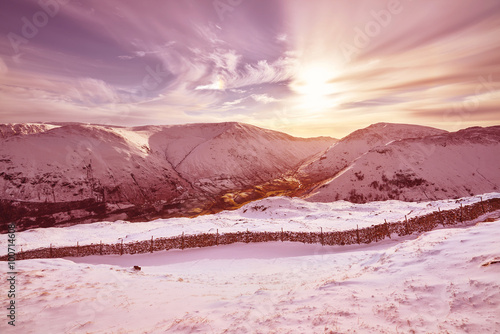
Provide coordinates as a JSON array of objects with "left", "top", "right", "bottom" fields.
[
  {"left": 2, "top": 216, "right": 499, "bottom": 333},
  {"left": 2, "top": 193, "right": 499, "bottom": 255}
]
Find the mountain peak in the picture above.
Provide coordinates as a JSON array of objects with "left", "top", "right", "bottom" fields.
[{"left": 0, "top": 123, "right": 60, "bottom": 138}]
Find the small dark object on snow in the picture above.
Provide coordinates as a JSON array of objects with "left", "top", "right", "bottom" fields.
[{"left": 133, "top": 265, "right": 141, "bottom": 271}]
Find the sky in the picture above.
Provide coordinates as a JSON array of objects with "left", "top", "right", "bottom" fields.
[{"left": 0, "top": 0, "right": 499, "bottom": 138}]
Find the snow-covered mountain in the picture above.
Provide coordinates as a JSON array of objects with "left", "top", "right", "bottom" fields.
[
  {"left": 303, "top": 125, "right": 500, "bottom": 202},
  {"left": 2, "top": 121, "right": 499, "bottom": 231},
  {"left": 295, "top": 123, "right": 448, "bottom": 186},
  {"left": 0, "top": 122, "right": 334, "bottom": 231}
]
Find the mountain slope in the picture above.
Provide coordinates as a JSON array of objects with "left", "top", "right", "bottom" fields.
[
  {"left": 305, "top": 126, "right": 500, "bottom": 202},
  {"left": 295, "top": 122, "right": 448, "bottom": 186},
  {"left": 172, "top": 123, "right": 333, "bottom": 192},
  {"left": 2, "top": 121, "right": 499, "bottom": 231},
  {"left": 0, "top": 122, "right": 334, "bottom": 231}
]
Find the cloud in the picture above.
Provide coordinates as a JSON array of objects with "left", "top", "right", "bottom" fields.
[
  {"left": 209, "top": 49, "right": 241, "bottom": 74},
  {"left": 251, "top": 94, "right": 278, "bottom": 104},
  {"left": 195, "top": 76, "right": 225, "bottom": 91},
  {"left": 1, "top": 0, "right": 500, "bottom": 138},
  {"left": 277, "top": 33, "right": 287, "bottom": 42},
  {"left": 0, "top": 57, "right": 8, "bottom": 74},
  {"left": 219, "top": 93, "right": 279, "bottom": 110},
  {"left": 224, "top": 57, "right": 296, "bottom": 89},
  {"left": 194, "top": 49, "right": 296, "bottom": 91},
  {"left": 222, "top": 98, "right": 244, "bottom": 107},
  {"left": 68, "top": 78, "right": 121, "bottom": 106}
]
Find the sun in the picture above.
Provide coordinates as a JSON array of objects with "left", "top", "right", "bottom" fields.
[{"left": 290, "top": 63, "right": 340, "bottom": 110}]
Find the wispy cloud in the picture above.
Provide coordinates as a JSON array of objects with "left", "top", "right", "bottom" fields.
[
  {"left": 250, "top": 94, "right": 278, "bottom": 104},
  {"left": 0, "top": 0, "right": 499, "bottom": 137}
]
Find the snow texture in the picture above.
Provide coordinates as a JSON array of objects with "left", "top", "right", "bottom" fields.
[
  {"left": 2, "top": 214, "right": 499, "bottom": 333},
  {"left": 2, "top": 192, "right": 499, "bottom": 255}
]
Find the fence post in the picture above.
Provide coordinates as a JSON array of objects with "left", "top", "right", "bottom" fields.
[
  {"left": 216, "top": 229, "right": 219, "bottom": 246},
  {"left": 77, "top": 241, "right": 79, "bottom": 257},
  {"left": 100, "top": 240, "right": 103, "bottom": 255},
  {"left": 50, "top": 243, "right": 52, "bottom": 258},
  {"left": 320, "top": 227, "right": 324, "bottom": 246},
  {"left": 460, "top": 203, "right": 463, "bottom": 223},
  {"left": 405, "top": 215, "right": 409, "bottom": 235},
  {"left": 281, "top": 228, "right": 283, "bottom": 242},
  {"left": 356, "top": 225, "right": 360, "bottom": 244},
  {"left": 20, "top": 247, "right": 23, "bottom": 260},
  {"left": 384, "top": 219, "right": 390, "bottom": 238},
  {"left": 120, "top": 239, "right": 123, "bottom": 256},
  {"left": 150, "top": 236, "right": 154, "bottom": 253},
  {"left": 181, "top": 232, "right": 184, "bottom": 249},
  {"left": 480, "top": 196, "right": 485, "bottom": 213}
]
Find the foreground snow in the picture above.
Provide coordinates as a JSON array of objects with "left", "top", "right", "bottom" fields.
[
  {"left": 3, "top": 193, "right": 499, "bottom": 254},
  {"left": 3, "top": 215, "right": 500, "bottom": 333}
]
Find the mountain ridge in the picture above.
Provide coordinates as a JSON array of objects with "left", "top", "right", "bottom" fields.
[
  {"left": 303, "top": 125, "right": 500, "bottom": 203},
  {"left": 1, "top": 121, "right": 499, "bottom": 232},
  {"left": 0, "top": 121, "right": 335, "bottom": 231}
]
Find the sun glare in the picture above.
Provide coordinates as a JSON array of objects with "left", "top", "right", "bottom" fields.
[{"left": 290, "top": 64, "right": 341, "bottom": 110}]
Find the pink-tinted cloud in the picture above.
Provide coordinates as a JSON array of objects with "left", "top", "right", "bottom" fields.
[{"left": 0, "top": 0, "right": 499, "bottom": 138}]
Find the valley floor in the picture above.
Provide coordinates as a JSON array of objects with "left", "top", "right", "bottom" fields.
[{"left": 2, "top": 216, "right": 500, "bottom": 333}]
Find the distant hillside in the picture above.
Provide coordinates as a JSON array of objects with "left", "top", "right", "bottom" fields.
[
  {"left": 0, "top": 122, "right": 334, "bottom": 231},
  {"left": 2, "top": 121, "right": 499, "bottom": 232},
  {"left": 302, "top": 125, "right": 500, "bottom": 203},
  {"left": 295, "top": 123, "right": 448, "bottom": 185}
]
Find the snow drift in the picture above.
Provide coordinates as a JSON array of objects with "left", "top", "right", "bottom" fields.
[{"left": 6, "top": 215, "right": 500, "bottom": 333}]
